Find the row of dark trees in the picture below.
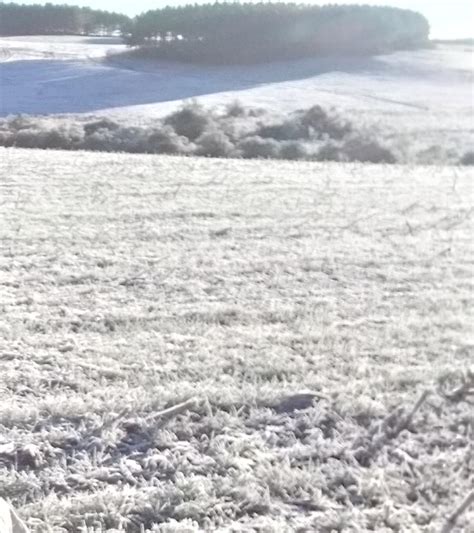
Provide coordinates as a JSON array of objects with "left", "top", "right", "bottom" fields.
[
  {"left": 0, "top": 3, "right": 130, "bottom": 36},
  {"left": 0, "top": 2, "right": 430, "bottom": 64},
  {"left": 126, "top": 3, "right": 430, "bottom": 64}
]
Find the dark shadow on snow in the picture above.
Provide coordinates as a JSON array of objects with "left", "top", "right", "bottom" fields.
[{"left": 0, "top": 53, "right": 421, "bottom": 116}]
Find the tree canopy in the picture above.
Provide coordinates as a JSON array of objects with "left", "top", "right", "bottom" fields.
[
  {"left": 0, "top": 2, "right": 130, "bottom": 36},
  {"left": 126, "top": 3, "right": 430, "bottom": 64}
]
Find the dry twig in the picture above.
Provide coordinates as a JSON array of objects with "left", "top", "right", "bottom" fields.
[
  {"left": 146, "top": 397, "right": 199, "bottom": 422},
  {"left": 440, "top": 490, "right": 474, "bottom": 533},
  {"left": 352, "top": 389, "right": 430, "bottom": 465},
  {"left": 392, "top": 389, "right": 431, "bottom": 437}
]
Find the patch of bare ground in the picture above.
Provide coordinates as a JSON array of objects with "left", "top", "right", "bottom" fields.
[{"left": 0, "top": 148, "right": 473, "bottom": 531}]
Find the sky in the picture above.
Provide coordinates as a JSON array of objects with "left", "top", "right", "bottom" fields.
[{"left": 7, "top": 1, "right": 474, "bottom": 39}]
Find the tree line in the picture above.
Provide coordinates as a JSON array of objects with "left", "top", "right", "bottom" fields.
[
  {"left": 0, "top": 2, "right": 430, "bottom": 64},
  {"left": 0, "top": 2, "right": 130, "bottom": 36},
  {"left": 126, "top": 3, "right": 430, "bottom": 64}
]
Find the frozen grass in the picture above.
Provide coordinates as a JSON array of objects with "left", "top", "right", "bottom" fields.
[{"left": 0, "top": 148, "right": 473, "bottom": 531}]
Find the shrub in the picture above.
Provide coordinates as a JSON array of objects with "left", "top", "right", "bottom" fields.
[
  {"left": 248, "top": 108, "right": 267, "bottom": 118},
  {"left": 164, "top": 103, "right": 212, "bottom": 141},
  {"left": 81, "top": 129, "right": 116, "bottom": 152},
  {"left": 277, "top": 141, "right": 309, "bottom": 161},
  {"left": 82, "top": 126, "right": 148, "bottom": 153},
  {"left": 0, "top": 130, "right": 14, "bottom": 147},
  {"left": 7, "top": 115, "right": 38, "bottom": 131},
  {"left": 59, "top": 124, "right": 84, "bottom": 147},
  {"left": 257, "top": 107, "right": 352, "bottom": 141},
  {"left": 317, "top": 141, "right": 344, "bottom": 162},
  {"left": 415, "top": 145, "right": 445, "bottom": 165},
  {"left": 317, "top": 136, "right": 397, "bottom": 164},
  {"left": 83, "top": 118, "right": 120, "bottom": 136},
  {"left": 12, "top": 128, "right": 41, "bottom": 148},
  {"left": 460, "top": 151, "right": 474, "bottom": 165},
  {"left": 0, "top": 103, "right": 426, "bottom": 164},
  {"left": 257, "top": 120, "right": 305, "bottom": 141},
  {"left": 147, "top": 127, "right": 191, "bottom": 155},
  {"left": 114, "top": 127, "right": 150, "bottom": 153},
  {"left": 14, "top": 126, "right": 81, "bottom": 150},
  {"left": 341, "top": 137, "right": 397, "bottom": 164},
  {"left": 300, "top": 106, "right": 352, "bottom": 140},
  {"left": 225, "top": 101, "right": 247, "bottom": 118},
  {"left": 195, "top": 129, "right": 237, "bottom": 158},
  {"left": 238, "top": 136, "right": 280, "bottom": 159}
]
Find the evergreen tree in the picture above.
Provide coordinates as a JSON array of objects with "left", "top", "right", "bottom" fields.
[
  {"left": 126, "top": 3, "right": 430, "bottom": 64},
  {"left": 0, "top": 2, "right": 130, "bottom": 36}
]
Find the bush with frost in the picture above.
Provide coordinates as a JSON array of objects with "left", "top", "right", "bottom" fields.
[
  {"left": 257, "top": 119, "right": 305, "bottom": 141},
  {"left": 238, "top": 136, "right": 280, "bottom": 159},
  {"left": 317, "top": 141, "right": 344, "bottom": 162},
  {"left": 300, "top": 105, "right": 352, "bottom": 139},
  {"left": 195, "top": 128, "right": 237, "bottom": 158},
  {"left": 164, "top": 102, "right": 213, "bottom": 141},
  {"left": 460, "top": 151, "right": 474, "bottom": 165},
  {"left": 225, "top": 101, "right": 248, "bottom": 118},
  {"left": 6, "top": 115, "right": 38, "bottom": 131},
  {"left": 0, "top": 103, "right": 455, "bottom": 165},
  {"left": 0, "top": 128, "right": 14, "bottom": 147},
  {"left": 82, "top": 126, "right": 148, "bottom": 153},
  {"left": 147, "top": 126, "right": 192, "bottom": 155},
  {"left": 257, "top": 106, "right": 351, "bottom": 141},
  {"left": 277, "top": 141, "right": 309, "bottom": 160},
  {"left": 317, "top": 136, "right": 397, "bottom": 164},
  {"left": 342, "top": 137, "right": 397, "bottom": 164},
  {"left": 14, "top": 125, "right": 83, "bottom": 150},
  {"left": 83, "top": 118, "right": 120, "bottom": 136}
]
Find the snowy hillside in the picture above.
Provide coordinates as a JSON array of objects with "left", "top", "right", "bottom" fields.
[
  {"left": 0, "top": 36, "right": 471, "bottom": 121},
  {"left": 1, "top": 35, "right": 473, "bottom": 165}
]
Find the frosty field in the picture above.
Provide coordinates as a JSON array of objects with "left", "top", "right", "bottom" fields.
[{"left": 0, "top": 148, "right": 473, "bottom": 531}]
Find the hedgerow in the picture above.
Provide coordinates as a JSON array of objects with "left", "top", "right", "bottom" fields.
[{"left": 1, "top": 102, "right": 468, "bottom": 165}]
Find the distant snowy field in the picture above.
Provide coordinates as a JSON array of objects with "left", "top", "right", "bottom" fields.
[
  {"left": 0, "top": 34, "right": 126, "bottom": 61},
  {"left": 0, "top": 35, "right": 473, "bottom": 155}
]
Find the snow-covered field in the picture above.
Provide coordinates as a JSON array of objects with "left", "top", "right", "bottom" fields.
[
  {"left": 0, "top": 36, "right": 472, "bottom": 126},
  {"left": 0, "top": 34, "right": 473, "bottom": 533},
  {"left": 0, "top": 35, "right": 126, "bottom": 62},
  {"left": 1, "top": 148, "right": 473, "bottom": 530}
]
